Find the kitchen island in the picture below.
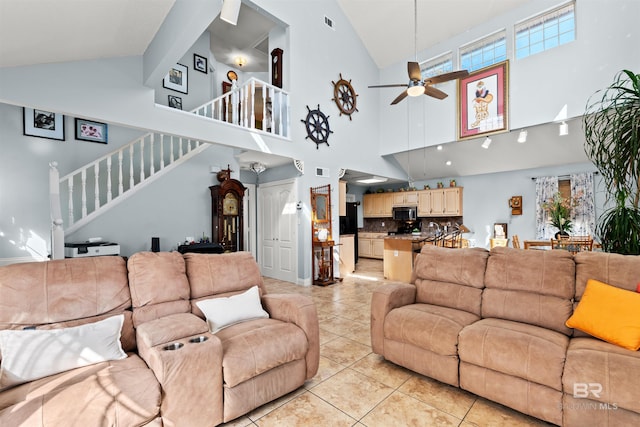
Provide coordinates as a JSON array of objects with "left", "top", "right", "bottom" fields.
[{"left": 383, "top": 234, "right": 433, "bottom": 282}]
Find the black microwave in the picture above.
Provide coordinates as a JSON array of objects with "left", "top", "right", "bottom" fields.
[{"left": 392, "top": 206, "right": 417, "bottom": 221}]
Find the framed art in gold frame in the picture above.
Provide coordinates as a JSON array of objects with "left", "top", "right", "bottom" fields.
[{"left": 458, "top": 60, "right": 509, "bottom": 140}]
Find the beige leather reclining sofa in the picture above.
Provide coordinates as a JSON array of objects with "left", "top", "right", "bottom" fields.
[
  {"left": 371, "top": 245, "right": 640, "bottom": 426},
  {"left": 0, "top": 251, "right": 319, "bottom": 427}
]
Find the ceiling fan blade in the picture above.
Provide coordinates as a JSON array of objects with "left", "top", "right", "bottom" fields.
[
  {"left": 424, "top": 85, "right": 448, "bottom": 100},
  {"left": 391, "top": 90, "right": 409, "bottom": 105},
  {"left": 368, "top": 84, "right": 409, "bottom": 88},
  {"left": 408, "top": 61, "right": 421, "bottom": 81},
  {"left": 425, "top": 69, "right": 469, "bottom": 85}
]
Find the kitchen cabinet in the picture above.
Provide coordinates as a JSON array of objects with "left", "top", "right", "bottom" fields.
[
  {"left": 392, "top": 191, "right": 418, "bottom": 206},
  {"left": 339, "top": 180, "right": 347, "bottom": 216},
  {"left": 363, "top": 193, "right": 393, "bottom": 218},
  {"left": 417, "top": 187, "right": 463, "bottom": 217},
  {"left": 365, "top": 188, "right": 462, "bottom": 218},
  {"left": 358, "top": 233, "right": 385, "bottom": 259}
]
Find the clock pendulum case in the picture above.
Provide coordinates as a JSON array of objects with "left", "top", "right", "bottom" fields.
[{"left": 210, "top": 167, "right": 246, "bottom": 252}]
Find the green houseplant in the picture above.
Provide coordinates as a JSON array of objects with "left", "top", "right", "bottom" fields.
[
  {"left": 583, "top": 69, "right": 640, "bottom": 254},
  {"left": 542, "top": 192, "right": 575, "bottom": 237}
]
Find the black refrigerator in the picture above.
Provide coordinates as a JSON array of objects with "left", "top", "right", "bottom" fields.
[{"left": 339, "top": 202, "right": 358, "bottom": 264}]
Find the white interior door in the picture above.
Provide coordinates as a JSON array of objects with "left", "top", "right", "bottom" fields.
[{"left": 258, "top": 179, "right": 297, "bottom": 283}]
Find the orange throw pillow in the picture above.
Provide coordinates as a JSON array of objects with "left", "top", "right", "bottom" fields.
[{"left": 566, "top": 279, "right": 640, "bottom": 351}]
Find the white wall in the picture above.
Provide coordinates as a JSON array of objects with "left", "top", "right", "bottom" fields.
[
  {"left": 0, "top": 0, "right": 635, "bottom": 277},
  {"left": 377, "top": 0, "right": 640, "bottom": 155},
  {"left": 0, "top": 101, "right": 239, "bottom": 261}
]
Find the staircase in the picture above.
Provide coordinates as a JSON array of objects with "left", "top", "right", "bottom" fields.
[{"left": 49, "top": 78, "right": 289, "bottom": 259}]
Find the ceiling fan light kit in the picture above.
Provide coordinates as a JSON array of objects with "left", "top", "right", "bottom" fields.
[{"left": 367, "top": 0, "right": 468, "bottom": 105}]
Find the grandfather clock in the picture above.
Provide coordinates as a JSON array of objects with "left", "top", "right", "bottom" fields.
[
  {"left": 210, "top": 167, "right": 245, "bottom": 252},
  {"left": 271, "top": 48, "right": 283, "bottom": 88}
]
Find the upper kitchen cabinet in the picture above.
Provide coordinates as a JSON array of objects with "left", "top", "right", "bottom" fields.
[
  {"left": 339, "top": 180, "right": 347, "bottom": 216},
  {"left": 363, "top": 193, "right": 393, "bottom": 218},
  {"left": 417, "top": 188, "right": 463, "bottom": 217},
  {"left": 392, "top": 191, "right": 418, "bottom": 206}
]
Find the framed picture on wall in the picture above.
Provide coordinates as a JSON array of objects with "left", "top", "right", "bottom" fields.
[
  {"left": 163, "top": 63, "right": 188, "bottom": 94},
  {"left": 194, "top": 54, "right": 207, "bottom": 74},
  {"left": 23, "top": 108, "right": 65, "bottom": 141},
  {"left": 168, "top": 95, "right": 183, "bottom": 110},
  {"left": 75, "top": 118, "right": 108, "bottom": 143},
  {"left": 458, "top": 60, "right": 509, "bottom": 140}
]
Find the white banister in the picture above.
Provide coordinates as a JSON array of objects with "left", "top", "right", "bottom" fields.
[
  {"left": 150, "top": 133, "right": 155, "bottom": 176},
  {"left": 81, "top": 169, "right": 87, "bottom": 218},
  {"left": 52, "top": 78, "right": 287, "bottom": 238},
  {"left": 139, "top": 138, "right": 145, "bottom": 182},
  {"left": 107, "top": 157, "right": 112, "bottom": 202},
  {"left": 94, "top": 163, "right": 99, "bottom": 211},
  {"left": 49, "top": 162, "right": 64, "bottom": 260}
]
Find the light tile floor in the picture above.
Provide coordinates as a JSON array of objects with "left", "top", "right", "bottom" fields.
[{"left": 222, "top": 258, "right": 553, "bottom": 427}]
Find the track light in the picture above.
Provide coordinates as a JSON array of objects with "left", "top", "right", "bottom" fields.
[
  {"left": 220, "top": 0, "right": 241, "bottom": 25},
  {"left": 481, "top": 136, "right": 492, "bottom": 149},
  {"left": 559, "top": 121, "right": 569, "bottom": 136},
  {"left": 517, "top": 129, "right": 527, "bottom": 143}
]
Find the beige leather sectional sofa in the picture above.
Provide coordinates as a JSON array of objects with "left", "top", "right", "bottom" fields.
[
  {"left": 371, "top": 245, "right": 640, "bottom": 426},
  {"left": 0, "top": 251, "right": 319, "bottom": 426}
]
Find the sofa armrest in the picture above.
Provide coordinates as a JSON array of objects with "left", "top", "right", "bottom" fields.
[
  {"left": 261, "top": 294, "right": 320, "bottom": 380},
  {"left": 136, "top": 313, "right": 224, "bottom": 427},
  {"left": 371, "top": 283, "right": 416, "bottom": 355}
]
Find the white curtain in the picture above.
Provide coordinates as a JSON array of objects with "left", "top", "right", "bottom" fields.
[
  {"left": 570, "top": 172, "right": 596, "bottom": 237},
  {"left": 535, "top": 176, "right": 559, "bottom": 239}
]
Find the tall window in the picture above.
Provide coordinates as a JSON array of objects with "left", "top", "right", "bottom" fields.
[
  {"left": 421, "top": 53, "right": 452, "bottom": 79},
  {"left": 460, "top": 30, "right": 506, "bottom": 72},
  {"left": 515, "top": 2, "right": 575, "bottom": 59}
]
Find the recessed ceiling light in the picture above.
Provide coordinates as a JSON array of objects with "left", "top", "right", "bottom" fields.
[
  {"left": 357, "top": 176, "right": 388, "bottom": 184},
  {"left": 445, "top": 160, "right": 452, "bottom": 166},
  {"left": 437, "top": 145, "right": 443, "bottom": 151}
]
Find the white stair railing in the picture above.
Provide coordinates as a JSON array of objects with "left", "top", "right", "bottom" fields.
[
  {"left": 57, "top": 134, "right": 209, "bottom": 236},
  {"left": 192, "top": 77, "right": 290, "bottom": 139},
  {"left": 52, "top": 77, "right": 288, "bottom": 240}
]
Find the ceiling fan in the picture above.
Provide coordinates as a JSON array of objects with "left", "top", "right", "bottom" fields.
[{"left": 368, "top": 0, "right": 469, "bottom": 105}]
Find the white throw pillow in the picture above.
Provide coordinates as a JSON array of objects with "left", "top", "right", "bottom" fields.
[
  {"left": 196, "top": 286, "right": 269, "bottom": 333},
  {"left": 0, "top": 314, "right": 127, "bottom": 390}
]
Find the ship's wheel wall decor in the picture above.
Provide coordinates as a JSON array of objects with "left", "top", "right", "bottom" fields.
[
  {"left": 301, "top": 105, "right": 333, "bottom": 149},
  {"left": 332, "top": 73, "right": 358, "bottom": 120}
]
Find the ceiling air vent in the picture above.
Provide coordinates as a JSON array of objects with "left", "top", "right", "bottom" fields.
[
  {"left": 324, "top": 16, "right": 335, "bottom": 30},
  {"left": 316, "top": 167, "right": 330, "bottom": 178}
]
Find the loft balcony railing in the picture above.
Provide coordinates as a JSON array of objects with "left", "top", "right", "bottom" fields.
[{"left": 192, "top": 77, "right": 290, "bottom": 139}]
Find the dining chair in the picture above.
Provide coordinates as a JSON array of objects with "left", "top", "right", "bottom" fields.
[
  {"left": 512, "top": 235, "right": 521, "bottom": 249},
  {"left": 551, "top": 236, "right": 594, "bottom": 254}
]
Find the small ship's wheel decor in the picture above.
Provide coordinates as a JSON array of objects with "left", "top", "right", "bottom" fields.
[
  {"left": 301, "top": 105, "right": 333, "bottom": 149},
  {"left": 331, "top": 73, "right": 358, "bottom": 120}
]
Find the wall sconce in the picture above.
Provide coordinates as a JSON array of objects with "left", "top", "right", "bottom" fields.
[
  {"left": 220, "top": 0, "right": 241, "bottom": 25},
  {"left": 517, "top": 129, "right": 527, "bottom": 143},
  {"left": 234, "top": 56, "right": 247, "bottom": 67},
  {"left": 559, "top": 121, "right": 569, "bottom": 136},
  {"left": 481, "top": 136, "right": 492, "bottom": 149},
  {"left": 250, "top": 162, "right": 266, "bottom": 174}
]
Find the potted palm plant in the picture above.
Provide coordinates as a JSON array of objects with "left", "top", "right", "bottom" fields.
[
  {"left": 542, "top": 193, "right": 575, "bottom": 238},
  {"left": 583, "top": 69, "right": 640, "bottom": 254}
]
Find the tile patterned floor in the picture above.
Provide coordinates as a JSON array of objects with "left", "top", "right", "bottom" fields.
[{"left": 222, "top": 258, "right": 553, "bottom": 427}]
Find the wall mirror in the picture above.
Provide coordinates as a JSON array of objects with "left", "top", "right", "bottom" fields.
[{"left": 313, "top": 194, "right": 328, "bottom": 222}]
